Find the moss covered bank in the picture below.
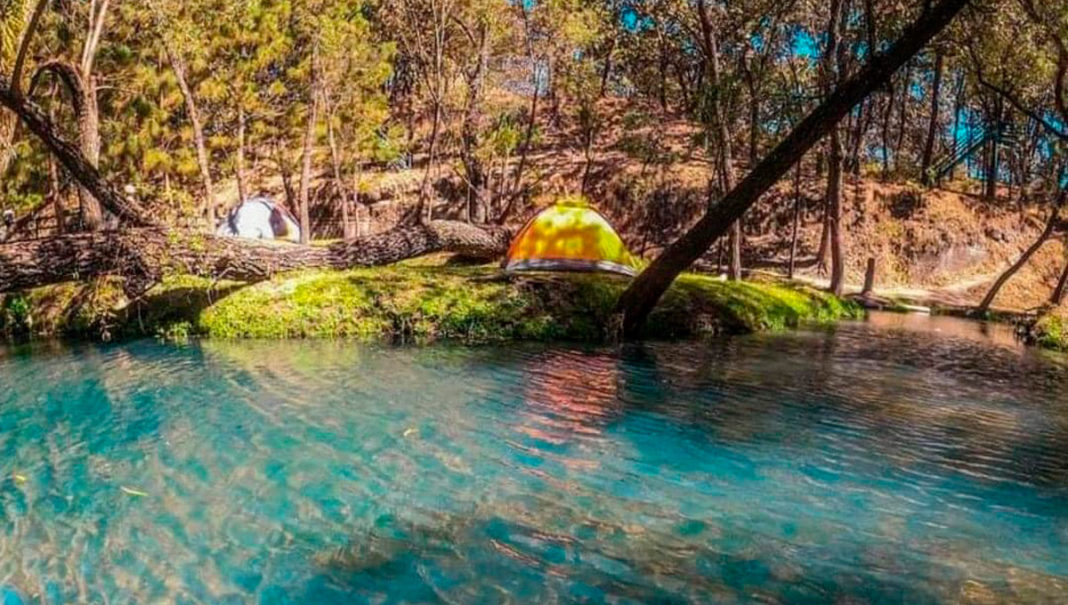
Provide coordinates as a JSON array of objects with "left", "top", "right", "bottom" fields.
[
  {"left": 1026, "top": 310, "right": 1068, "bottom": 352},
  {"left": 1, "top": 263, "right": 862, "bottom": 344}
]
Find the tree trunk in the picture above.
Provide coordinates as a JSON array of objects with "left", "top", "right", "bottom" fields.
[
  {"left": 326, "top": 111, "right": 351, "bottom": 241},
  {"left": 581, "top": 118, "right": 597, "bottom": 195},
  {"left": 46, "top": 100, "right": 65, "bottom": 235},
  {"left": 696, "top": 0, "right": 740, "bottom": 280},
  {"left": 788, "top": 161, "right": 802, "bottom": 279},
  {"left": 824, "top": 0, "right": 847, "bottom": 296},
  {"left": 0, "top": 75, "right": 151, "bottom": 225},
  {"left": 920, "top": 50, "right": 944, "bottom": 185},
  {"left": 418, "top": 102, "right": 442, "bottom": 225},
  {"left": 985, "top": 122, "right": 1000, "bottom": 201},
  {"left": 892, "top": 61, "right": 912, "bottom": 175},
  {"left": 298, "top": 44, "right": 320, "bottom": 244},
  {"left": 167, "top": 50, "right": 215, "bottom": 227},
  {"left": 978, "top": 198, "right": 1062, "bottom": 312},
  {"left": 236, "top": 103, "right": 248, "bottom": 204},
  {"left": 76, "top": 81, "right": 105, "bottom": 230},
  {"left": 1051, "top": 252, "right": 1068, "bottom": 306},
  {"left": 657, "top": 28, "right": 669, "bottom": 112},
  {"left": 460, "top": 24, "right": 490, "bottom": 224},
  {"left": 816, "top": 201, "right": 830, "bottom": 272},
  {"left": 599, "top": 36, "right": 616, "bottom": 97},
  {"left": 351, "top": 164, "right": 364, "bottom": 239},
  {"left": 614, "top": 0, "right": 971, "bottom": 335},
  {"left": 881, "top": 80, "right": 896, "bottom": 178},
  {"left": 0, "top": 221, "right": 512, "bottom": 296},
  {"left": 498, "top": 4, "right": 541, "bottom": 224},
  {"left": 950, "top": 69, "right": 965, "bottom": 180}
]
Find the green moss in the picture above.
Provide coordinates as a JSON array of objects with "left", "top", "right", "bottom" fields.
[
  {"left": 2, "top": 266, "right": 862, "bottom": 344},
  {"left": 1032, "top": 314, "right": 1066, "bottom": 351}
]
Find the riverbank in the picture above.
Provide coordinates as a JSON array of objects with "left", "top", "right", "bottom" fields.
[
  {"left": 0, "top": 263, "right": 861, "bottom": 344},
  {"left": 1023, "top": 308, "right": 1068, "bottom": 351}
]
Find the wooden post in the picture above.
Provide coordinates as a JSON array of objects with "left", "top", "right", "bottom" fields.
[{"left": 862, "top": 257, "right": 876, "bottom": 296}]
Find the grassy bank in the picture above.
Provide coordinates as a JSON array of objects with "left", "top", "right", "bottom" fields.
[
  {"left": 1027, "top": 310, "right": 1067, "bottom": 351},
  {"left": 1, "top": 264, "right": 862, "bottom": 344}
]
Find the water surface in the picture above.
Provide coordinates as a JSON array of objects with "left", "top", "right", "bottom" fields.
[{"left": 0, "top": 314, "right": 1066, "bottom": 603}]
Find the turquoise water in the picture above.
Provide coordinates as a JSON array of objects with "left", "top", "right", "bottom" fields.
[{"left": 0, "top": 314, "right": 1066, "bottom": 603}]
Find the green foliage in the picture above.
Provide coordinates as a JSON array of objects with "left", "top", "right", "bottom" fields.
[
  {"left": 1032, "top": 314, "right": 1067, "bottom": 351},
  {"left": 1, "top": 293, "right": 31, "bottom": 335}
]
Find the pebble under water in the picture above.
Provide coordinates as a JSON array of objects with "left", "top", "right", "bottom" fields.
[{"left": 0, "top": 313, "right": 1066, "bottom": 603}]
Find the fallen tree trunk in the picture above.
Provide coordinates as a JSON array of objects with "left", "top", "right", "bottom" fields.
[{"left": 0, "top": 221, "right": 511, "bottom": 296}]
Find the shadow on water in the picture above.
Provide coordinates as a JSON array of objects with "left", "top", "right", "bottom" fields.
[{"left": 309, "top": 509, "right": 954, "bottom": 605}]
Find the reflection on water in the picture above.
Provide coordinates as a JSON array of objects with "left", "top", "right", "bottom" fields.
[{"left": 0, "top": 314, "right": 1066, "bottom": 603}]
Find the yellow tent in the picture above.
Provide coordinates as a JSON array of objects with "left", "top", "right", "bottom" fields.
[{"left": 503, "top": 198, "right": 640, "bottom": 276}]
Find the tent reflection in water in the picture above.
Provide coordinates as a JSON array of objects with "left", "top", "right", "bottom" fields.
[{"left": 503, "top": 197, "right": 640, "bottom": 277}]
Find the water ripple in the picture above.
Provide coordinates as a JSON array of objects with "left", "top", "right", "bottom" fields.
[{"left": 0, "top": 314, "right": 1066, "bottom": 603}]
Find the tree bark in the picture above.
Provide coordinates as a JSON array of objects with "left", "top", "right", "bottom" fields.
[
  {"left": 920, "top": 50, "right": 944, "bottom": 185},
  {"left": 615, "top": 0, "right": 971, "bottom": 335},
  {"left": 0, "top": 221, "right": 511, "bottom": 296},
  {"left": 978, "top": 198, "right": 1063, "bottom": 312}
]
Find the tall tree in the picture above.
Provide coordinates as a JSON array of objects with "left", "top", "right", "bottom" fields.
[{"left": 615, "top": 0, "right": 973, "bottom": 335}]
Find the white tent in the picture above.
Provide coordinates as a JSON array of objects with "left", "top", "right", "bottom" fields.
[{"left": 216, "top": 197, "right": 301, "bottom": 242}]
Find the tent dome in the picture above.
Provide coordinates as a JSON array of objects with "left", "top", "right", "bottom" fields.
[
  {"left": 216, "top": 197, "right": 301, "bottom": 243},
  {"left": 503, "top": 198, "right": 640, "bottom": 276}
]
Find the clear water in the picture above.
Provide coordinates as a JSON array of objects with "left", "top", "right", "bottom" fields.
[{"left": 0, "top": 314, "right": 1066, "bottom": 604}]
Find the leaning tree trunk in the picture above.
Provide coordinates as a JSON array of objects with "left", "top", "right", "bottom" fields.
[
  {"left": 0, "top": 221, "right": 511, "bottom": 297},
  {"left": 615, "top": 0, "right": 971, "bottom": 335},
  {"left": 978, "top": 199, "right": 1063, "bottom": 313},
  {"left": 0, "top": 74, "right": 152, "bottom": 226},
  {"left": 1051, "top": 253, "right": 1068, "bottom": 306}
]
